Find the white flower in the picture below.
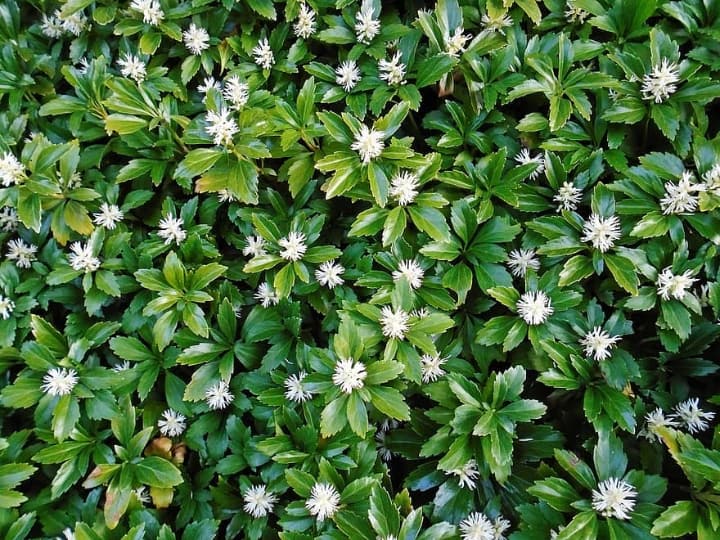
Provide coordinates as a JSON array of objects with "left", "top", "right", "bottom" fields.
[
  {"left": 157, "top": 214, "right": 186, "bottom": 245},
  {"left": 117, "top": 53, "right": 146, "bottom": 83},
  {"left": 0, "top": 152, "right": 26, "bottom": 186},
  {"left": 355, "top": 0, "right": 380, "bottom": 44},
  {"left": 205, "top": 380, "right": 234, "bottom": 410},
  {"left": 565, "top": 2, "right": 590, "bottom": 24},
  {"left": 41, "top": 367, "right": 78, "bottom": 396},
  {"left": 335, "top": 60, "right": 361, "bottom": 92},
  {"left": 278, "top": 231, "right": 308, "bottom": 261},
  {"left": 68, "top": 242, "right": 100, "bottom": 272},
  {"left": 255, "top": 282, "right": 280, "bottom": 307},
  {"left": 59, "top": 527, "right": 76, "bottom": 540},
  {"left": 446, "top": 27, "right": 472, "bottom": 57},
  {"left": 492, "top": 516, "right": 511, "bottom": 540},
  {"left": 111, "top": 361, "right": 131, "bottom": 372},
  {"left": 660, "top": 171, "right": 705, "bottom": 215},
  {"left": 351, "top": 125, "right": 385, "bottom": 164},
  {"left": 305, "top": 482, "right": 341, "bottom": 521},
  {"left": 217, "top": 189, "right": 237, "bottom": 203},
  {"left": 223, "top": 75, "right": 250, "bottom": 109},
  {"left": 130, "top": 0, "right": 164, "bottom": 26},
  {"left": 516, "top": 291, "right": 553, "bottom": 325},
  {"left": 420, "top": 354, "right": 446, "bottom": 383},
  {"left": 673, "top": 398, "right": 715, "bottom": 434},
  {"left": 641, "top": 58, "right": 680, "bottom": 103},
  {"left": 294, "top": 3, "right": 317, "bottom": 39},
  {"left": 581, "top": 214, "right": 622, "bottom": 252},
  {"left": 332, "top": 358, "right": 367, "bottom": 394},
  {"left": 380, "top": 306, "right": 410, "bottom": 340},
  {"left": 656, "top": 267, "right": 697, "bottom": 301},
  {"left": 0, "top": 295, "right": 14, "bottom": 320},
  {"left": 580, "top": 327, "right": 621, "bottom": 361},
  {"left": 393, "top": 259, "right": 424, "bottom": 289},
  {"left": 205, "top": 107, "right": 239, "bottom": 146},
  {"left": 284, "top": 371, "right": 312, "bottom": 403},
  {"left": 135, "top": 486, "right": 150, "bottom": 504},
  {"left": 252, "top": 38, "right": 275, "bottom": 70},
  {"left": 702, "top": 162, "right": 720, "bottom": 194},
  {"left": 459, "top": 512, "right": 494, "bottom": 540},
  {"left": 553, "top": 181, "right": 583, "bottom": 211},
  {"left": 198, "top": 76, "right": 221, "bottom": 94},
  {"left": 481, "top": 13, "right": 513, "bottom": 35},
  {"left": 183, "top": 23, "right": 210, "bottom": 56},
  {"left": 157, "top": 409, "right": 186, "bottom": 437},
  {"left": 449, "top": 459, "right": 480, "bottom": 490},
  {"left": 410, "top": 306, "right": 430, "bottom": 319},
  {"left": 376, "top": 431, "right": 392, "bottom": 461},
  {"left": 93, "top": 203, "right": 124, "bottom": 230},
  {"left": 57, "top": 9, "right": 88, "bottom": 36},
  {"left": 6, "top": 238, "right": 37, "bottom": 269},
  {"left": 379, "top": 52, "right": 406, "bottom": 86},
  {"left": 507, "top": 249, "right": 540, "bottom": 277},
  {"left": 514, "top": 148, "right": 545, "bottom": 180},
  {"left": 641, "top": 408, "right": 679, "bottom": 442},
  {"left": 243, "top": 235, "right": 267, "bottom": 257},
  {"left": 591, "top": 477, "right": 637, "bottom": 520},
  {"left": 380, "top": 418, "right": 399, "bottom": 432},
  {"left": 243, "top": 484, "right": 277, "bottom": 518},
  {"left": 315, "top": 260, "right": 345, "bottom": 289},
  {"left": 75, "top": 57, "right": 91, "bottom": 75},
  {"left": 41, "top": 14, "right": 64, "bottom": 38},
  {"left": 389, "top": 170, "right": 420, "bottom": 205},
  {"left": 0, "top": 207, "right": 18, "bottom": 232}
]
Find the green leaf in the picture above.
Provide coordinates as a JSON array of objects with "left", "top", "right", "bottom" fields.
[
  {"left": 597, "top": 386, "right": 636, "bottom": 433},
  {"left": 175, "top": 148, "right": 224, "bottom": 180},
  {"left": 661, "top": 300, "right": 692, "bottom": 340},
  {"left": 52, "top": 395, "right": 81, "bottom": 442},
  {"left": 604, "top": 253, "right": 639, "bottom": 295},
  {"left": 549, "top": 96, "right": 573, "bottom": 131},
  {"left": 153, "top": 310, "right": 179, "bottom": 351},
  {"left": 556, "top": 511, "right": 598, "bottom": 540},
  {"left": 407, "top": 206, "right": 450, "bottom": 241},
  {"left": 369, "top": 485, "right": 401, "bottom": 537},
  {"left": 441, "top": 263, "right": 473, "bottom": 305},
  {"left": 375, "top": 101, "right": 410, "bottom": 138},
  {"left": 104, "top": 479, "right": 132, "bottom": 530},
  {"left": 630, "top": 211, "right": 669, "bottom": 238},
  {"left": 527, "top": 477, "right": 581, "bottom": 512},
  {"left": 246, "top": 0, "right": 276, "bottom": 19},
  {"left": 0, "top": 463, "right": 36, "bottom": 490},
  {"left": 105, "top": 114, "right": 147, "bottom": 135},
  {"left": 487, "top": 286, "right": 520, "bottom": 309},
  {"left": 383, "top": 206, "right": 407, "bottom": 246},
  {"left": 559, "top": 255, "right": 594, "bottom": 286},
  {"left": 95, "top": 270, "right": 121, "bottom": 297},
  {"left": 285, "top": 468, "right": 316, "bottom": 497},
  {"left": 134, "top": 457, "right": 183, "bottom": 488},
  {"left": 320, "top": 395, "right": 348, "bottom": 437},
  {"left": 368, "top": 386, "right": 410, "bottom": 421},
  {"left": 346, "top": 392, "right": 369, "bottom": 436},
  {"left": 414, "top": 55, "right": 457, "bottom": 88},
  {"left": 651, "top": 103, "right": 679, "bottom": 139},
  {"left": 651, "top": 500, "right": 698, "bottom": 537},
  {"left": 554, "top": 449, "right": 596, "bottom": 490}
]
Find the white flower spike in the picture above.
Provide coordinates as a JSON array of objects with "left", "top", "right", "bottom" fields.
[
  {"left": 305, "top": 482, "right": 341, "bottom": 521},
  {"left": 591, "top": 477, "right": 637, "bottom": 520}
]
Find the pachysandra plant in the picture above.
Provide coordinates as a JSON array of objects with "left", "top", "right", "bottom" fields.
[{"left": 1, "top": 0, "right": 720, "bottom": 538}]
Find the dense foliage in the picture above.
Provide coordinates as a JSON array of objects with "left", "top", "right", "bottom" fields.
[{"left": 2, "top": 0, "right": 720, "bottom": 538}]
